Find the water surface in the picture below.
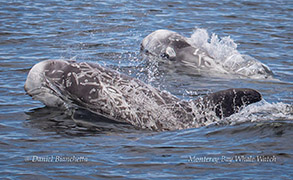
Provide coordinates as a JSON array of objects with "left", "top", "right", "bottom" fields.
[{"left": 0, "top": 0, "right": 292, "bottom": 179}]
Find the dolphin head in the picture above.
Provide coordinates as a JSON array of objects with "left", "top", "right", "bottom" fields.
[{"left": 24, "top": 60, "right": 69, "bottom": 107}]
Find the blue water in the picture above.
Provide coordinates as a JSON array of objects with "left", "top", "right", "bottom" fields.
[{"left": 0, "top": 0, "right": 292, "bottom": 179}]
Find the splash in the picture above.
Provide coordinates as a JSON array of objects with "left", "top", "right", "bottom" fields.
[
  {"left": 188, "top": 28, "right": 273, "bottom": 79},
  {"left": 224, "top": 100, "right": 293, "bottom": 125}
]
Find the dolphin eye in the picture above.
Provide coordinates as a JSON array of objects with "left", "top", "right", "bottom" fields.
[{"left": 161, "top": 53, "right": 170, "bottom": 59}]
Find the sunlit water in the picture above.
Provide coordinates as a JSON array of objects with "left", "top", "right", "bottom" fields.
[{"left": 0, "top": 0, "right": 292, "bottom": 179}]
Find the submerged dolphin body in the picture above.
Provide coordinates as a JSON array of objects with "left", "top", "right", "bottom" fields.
[
  {"left": 25, "top": 60, "right": 262, "bottom": 131},
  {"left": 141, "top": 29, "right": 273, "bottom": 78}
]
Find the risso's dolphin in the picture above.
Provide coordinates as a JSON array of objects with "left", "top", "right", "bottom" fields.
[
  {"left": 141, "top": 29, "right": 273, "bottom": 78},
  {"left": 25, "top": 60, "right": 262, "bottom": 131},
  {"left": 141, "top": 29, "right": 216, "bottom": 68}
]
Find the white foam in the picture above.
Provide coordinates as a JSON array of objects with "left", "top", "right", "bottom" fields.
[{"left": 225, "top": 100, "right": 293, "bottom": 125}]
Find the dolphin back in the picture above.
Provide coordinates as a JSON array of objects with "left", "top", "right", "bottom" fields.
[{"left": 196, "top": 88, "right": 262, "bottom": 118}]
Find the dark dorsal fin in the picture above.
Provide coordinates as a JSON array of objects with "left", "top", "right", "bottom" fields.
[{"left": 195, "top": 88, "right": 262, "bottom": 118}]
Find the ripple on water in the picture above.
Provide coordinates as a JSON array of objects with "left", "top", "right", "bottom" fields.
[{"left": 0, "top": 0, "right": 292, "bottom": 179}]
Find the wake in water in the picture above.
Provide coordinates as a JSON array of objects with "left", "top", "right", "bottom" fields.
[
  {"left": 225, "top": 100, "right": 293, "bottom": 125},
  {"left": 141, "top": 28, "right": 273, "bottom": 79}
]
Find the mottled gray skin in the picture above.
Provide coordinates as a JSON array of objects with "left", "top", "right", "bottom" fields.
[
  {"left": 25, "top": 60, "right": 262, "bottom": 131},
  {"left": 141, "top": 29, "right": 215, "bottom": 67},
  {"left": 141, "top": 30, "right": 274, "bottom": 79}
]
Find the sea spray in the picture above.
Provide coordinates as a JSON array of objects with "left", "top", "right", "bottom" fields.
[{"left": 188, "top": 28, "right": 273, "bottom": 79}]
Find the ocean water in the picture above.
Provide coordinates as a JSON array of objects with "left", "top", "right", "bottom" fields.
[{"left": 0, "top": 0, "right": 293, "bottom": 179}]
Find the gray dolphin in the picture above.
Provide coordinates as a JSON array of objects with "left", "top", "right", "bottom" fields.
[
  {"left": 141, "top": 29, "right": 273, "bottom": 78},
  {"left": 141, "top": 29, "right": 215, "bottom": 68},
  {"left": 25, "top": 60, "right": 262, "bottom": 131}
]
